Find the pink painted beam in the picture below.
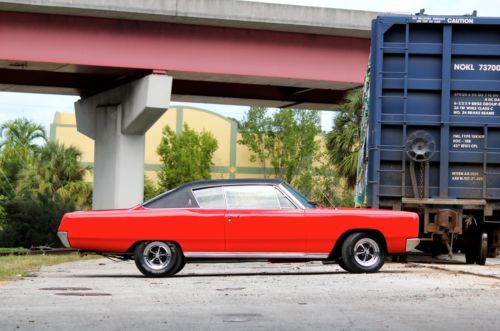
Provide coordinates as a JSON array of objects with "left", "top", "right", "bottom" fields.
[{"left": 0, "top": 11, "right": 369, "bottom": 86}]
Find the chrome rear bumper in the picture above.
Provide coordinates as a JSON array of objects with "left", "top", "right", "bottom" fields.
[
  {"left": 406, "top": 238, "right": 420, "bottom": 252},
  {"left": 57, "top": 232, "right": 71, "bottom": 248}
]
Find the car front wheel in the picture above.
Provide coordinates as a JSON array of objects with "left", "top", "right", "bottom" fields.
[
  {"left": 341, "top": 232, "right": 385, "bottom": 273},
  {"left": 134, "top": 241, "right": 184, "bottom": 277}
]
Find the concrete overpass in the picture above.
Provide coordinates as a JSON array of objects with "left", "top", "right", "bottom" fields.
[{"left": 0, "top": 0, "right": 377, "bottom": 209}]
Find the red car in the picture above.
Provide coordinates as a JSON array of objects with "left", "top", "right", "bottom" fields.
[{"left": 58, "top": 179, "right": 419, "bottom": 276}]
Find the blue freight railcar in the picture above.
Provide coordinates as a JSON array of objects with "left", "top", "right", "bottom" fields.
[{"left": 367, "top": 12, "right": 500, "bottom": 264}]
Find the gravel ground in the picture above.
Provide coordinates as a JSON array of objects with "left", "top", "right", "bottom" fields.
[{"left": 1, "top": 256, "right": 500, "bottom": 331}]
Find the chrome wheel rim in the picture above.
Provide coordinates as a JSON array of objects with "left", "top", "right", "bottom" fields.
[
  {"left": 143, "top": 242, "right": 172, "bottom": 270},
  {"left": 353, "top": 238, "right": 380, "bottom": 268}
]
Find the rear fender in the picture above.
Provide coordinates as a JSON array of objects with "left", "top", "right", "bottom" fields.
[{"left": 126, "top": 240, "right": 184, "bottom": 256}]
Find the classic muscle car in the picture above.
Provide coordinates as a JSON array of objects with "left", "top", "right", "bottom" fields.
[{"left": 58, "top": 179, "right": 419, "bottom": 276}]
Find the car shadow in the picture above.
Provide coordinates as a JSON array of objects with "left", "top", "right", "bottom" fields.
[
  {"left": 172, "top": 270, "right": 406, "bottom": 278},
  {"left": 67, "top": 269, "right": 407, "bottom": 279}
]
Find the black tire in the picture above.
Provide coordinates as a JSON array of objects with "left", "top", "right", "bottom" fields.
[
  {"left": 341, "top": 232, "right": 385, "bottom": 273},
  {"left": 464, "top": 232, "right": 488, "bottom": 265},
  {"left": 465, "top": 248, "right": 477, "bottom": 264},
  {"left": 336, "top": 258, "right": 348, "bottom": 272},
  {"left": 134, "top": 241, "right": 184, "bottom": 277},
  {"left": 476, "top": 233, "right": 488, "bottom": 266},
  {"left": 464, "top": 233, "right": 478, "bottom": 264},
  {"left": 176, "top": 259, "right": 187, "bottom": 274}
]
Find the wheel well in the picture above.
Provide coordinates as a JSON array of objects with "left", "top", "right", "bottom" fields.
[
  {"left": 126, "top": 240, "right": 184, "bottom": 256},
  {"left": 329, "top": 229, "right": 387, "bottom": 260}
]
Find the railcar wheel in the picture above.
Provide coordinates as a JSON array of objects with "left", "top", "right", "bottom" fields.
[
  {"left": 465, "top": 248, "right": 477, "bottom": 264},
  {"left": 464, "top": 232, "right": 488, "bottom": 265},
  {"left": 476, "top": 233, "right": 488, "bottom": 266},
  {"left": 464, "top": 234, "right": 477, "bottom": 264},
  {"left": 341, "top": 233, "right": 385, "bottom": 273},
  {"left": 134, "top": 241, "right": 184, "bottom": 277}
]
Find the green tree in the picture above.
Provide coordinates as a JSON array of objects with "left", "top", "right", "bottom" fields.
[
  {"left": 16, "top": 141, "right": 91, "bottom": 208},
  {"left": 325, "top": 88, "right": 363, "bottom": 188},
  {"left": 0, "top": 196, "right": 7, "bottom": 232},
  {"left": 0, "top": 195, "right": 75, "bottom": 248},
  {"left": 0, "top": 118, "right": 47, "bottom": 198},
  {"left": 239, "top": 107, "right": 320, "bottom": 195},
  {"left": 144, "top": 175, "right": 159, "bottom": 201},
  {"left": 0, "top": 118, "right": 47, "bottom": 156},
  {"left": 0, "top": 141, "right": 91, "bottom": 247},
  {"left": 157, "top": 124, "right": 218, "bottom": 190},
  {"left": 310, "top": 158, "right": 354, "bottom": 207},
  {"left": 238, "top": 107, "right": 272, "bottom": 171}
]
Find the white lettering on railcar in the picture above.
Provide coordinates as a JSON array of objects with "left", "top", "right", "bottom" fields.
[
  {"left": 451, "top": 171, "right": 483, "bottom": 182},
  {"left": 453, "top": 64, "right": 500, "bottom": 71},
  {"left": 451, "top": 92, "right": 500, "bottom": 116},
  {"left": 447, "top": 18, "right": 474, "bottom": 24},
  {"left": 454, "top": 63, "right": 475, "bottom": 71},
  {"left": 451, "top": 133, "right": 484, "bottom": 150},
  {"left": 479, "top": 64, "right": 500, "bottom": 71}
]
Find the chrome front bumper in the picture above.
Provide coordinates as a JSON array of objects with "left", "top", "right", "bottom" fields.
[
  {"left": 406, "top": 238, "right": 420, "bottom": 252},
  {"left": 57, "top": 232, "right": 71, "bottom": 248}
]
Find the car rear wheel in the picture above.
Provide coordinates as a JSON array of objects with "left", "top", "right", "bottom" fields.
[
  {"left": 336, "top": 258, "right": 348, "bottom": 272},
  {"left": 134, "top": 241, "right": 184, "bottom": 277},
  {"left": 341, "top": 232, "right": 385, "bottom": 273}
]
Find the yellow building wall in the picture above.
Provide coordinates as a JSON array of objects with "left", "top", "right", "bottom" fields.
[{"left": 51, "top": 106, "right": 269, "bottom": 184}]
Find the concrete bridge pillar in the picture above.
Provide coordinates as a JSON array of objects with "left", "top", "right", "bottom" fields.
[{"left": 75, "top": 74, "right": 172, "bottom": 209}]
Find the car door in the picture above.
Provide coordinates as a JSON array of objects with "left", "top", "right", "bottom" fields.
[
  {"left": 224, "top": 185, "right": 305, "bottom": 253},
  {"left": 186, "top": 186, "right": 227, "bottom": 252}
]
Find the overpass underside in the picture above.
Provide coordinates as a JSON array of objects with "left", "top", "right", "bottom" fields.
[
  {"left": 0, "top": 9, "right": 370, "bottom": 208},
  {"left": 0, "top": 62, "right": 349, "bottom": 109}
]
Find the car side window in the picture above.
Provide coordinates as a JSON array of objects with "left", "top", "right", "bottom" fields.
[
  {"left": 225, "top": 185, "right": 281, "bottom": 209},
  {"left": 275, "top": 188, "right": 297, "bottom": 209},
  {"left": 192, "top": 187, "right": 226, "bottom": 209}
]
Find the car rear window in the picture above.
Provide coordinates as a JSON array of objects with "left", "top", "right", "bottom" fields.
[{"left": 143, "top": 186, "right": 199, "bottom": 209}]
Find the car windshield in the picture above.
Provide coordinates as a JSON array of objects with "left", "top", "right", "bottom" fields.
[{"left": 282, "top": 182, "right": 317, "bottom": 209}]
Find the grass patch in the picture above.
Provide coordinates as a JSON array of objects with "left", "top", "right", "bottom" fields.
[
  {"left": 0, "top": 253, "right": 100, "bottom": 282},
  {"left": 0, "top": 247, "right": 29, "bottom": 253}
]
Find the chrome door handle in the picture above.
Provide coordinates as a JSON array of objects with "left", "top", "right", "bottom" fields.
[{"left": 226, "top": 216, "right": 238, "bottom": 222}]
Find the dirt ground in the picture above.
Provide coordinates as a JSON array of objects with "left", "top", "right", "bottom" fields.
[{"left": 1, "top": 255, "right": 500, "bottom": 331}]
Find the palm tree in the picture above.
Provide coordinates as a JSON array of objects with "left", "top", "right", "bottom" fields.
[
  {"left": 16, "top": 141, "right": 92, "bottom": 209},
  {"left": 0, "top": 118, "right": 47, "bottom": 197},
  {"left": 0, "top": 118, "right": 47, "bottom": 157},
  {"left": 325, "top": 88, "right": 363, "bottom": 188}
]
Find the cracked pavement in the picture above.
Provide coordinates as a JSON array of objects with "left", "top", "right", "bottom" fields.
[{"left": 1, "top": 255, "right": 500, "bottom": 330}]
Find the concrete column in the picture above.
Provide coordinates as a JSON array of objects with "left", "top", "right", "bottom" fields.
[{"left": 75, "top": 74, "right": 172, "bottom": 209}]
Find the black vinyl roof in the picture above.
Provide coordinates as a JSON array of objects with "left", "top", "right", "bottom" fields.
[
  {"left": 179, "top": 178, "right": 284, "bottom": 189},
  {"left": 142, "top": 178, "right": 285, "bottom": 209}
]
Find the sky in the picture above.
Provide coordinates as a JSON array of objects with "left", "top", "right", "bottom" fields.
[{"left": 1, "top": 0, "right": 499, "bottom": 135}]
